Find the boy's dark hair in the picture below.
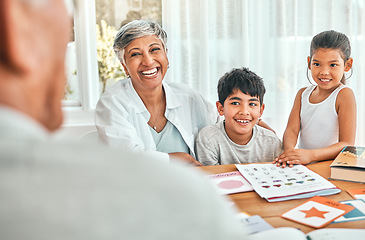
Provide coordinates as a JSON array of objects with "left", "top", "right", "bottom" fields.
[{"left": 217, "top": 67, "right": 266, "bottom": 106}]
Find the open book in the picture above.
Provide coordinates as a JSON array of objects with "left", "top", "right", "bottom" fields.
[
  {"left": 246, "top": 227, "right": 365, "bottom": 240},
  {"left": 206, "top": 171, "right": 254, "bottom": 195},
  {"left": 235, "top": 163, "right": 340, "bottom": 202}
]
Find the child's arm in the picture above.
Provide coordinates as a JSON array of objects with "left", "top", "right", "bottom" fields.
[
  {"left": 258, "top": 119, "right": 276, "bottom": 133},
  {"left": 274, "top": 87, "right": 356, "bottom": 167},
  {"left": 282, "top": 89, "right": 304, "bottom": 150},
  {"left": 272, "top": 88, "right": 304, "bottom": 167}
]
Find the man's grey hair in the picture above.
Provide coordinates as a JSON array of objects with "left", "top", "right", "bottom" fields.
[{"left": 114, "top": 20, "right": 168, "bottom": 63}]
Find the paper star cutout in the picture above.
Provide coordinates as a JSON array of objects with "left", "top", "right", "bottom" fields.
[{"left": 300, "top": 207, "right": 329, "bottom": 219}]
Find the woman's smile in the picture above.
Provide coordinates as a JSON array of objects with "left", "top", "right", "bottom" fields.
[
  {"left": 140, "top": 67, "right": 159, "bottom": 76},
  {"left": 122, "top": 35, "right": 169, "bottom": 92}
]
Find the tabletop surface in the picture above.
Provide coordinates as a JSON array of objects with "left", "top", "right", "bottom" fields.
[{"left": 198, "top": 161, "right": 365, "bottom": 234}]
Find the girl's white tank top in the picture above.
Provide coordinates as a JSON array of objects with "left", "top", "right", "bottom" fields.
[{"left": 298, "top": 84, "right": 347, "bottom": 149}]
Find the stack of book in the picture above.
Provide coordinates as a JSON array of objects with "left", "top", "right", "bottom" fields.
[{"left": 330, "top": 146, "right": 365, "bottom": 183}]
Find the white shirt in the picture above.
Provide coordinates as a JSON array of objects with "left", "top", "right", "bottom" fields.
[
  {"left": 299, "top": 85, "right": 346, "bottom": 149},
  {"left": 95, "top": 79, "right": 217, "bottom": 161},
  {"left": 0, "top": 106, "right": 49, "bottom": 141},
  {"left": 0, "top": 106, "right": 247, "bottom": 240}
]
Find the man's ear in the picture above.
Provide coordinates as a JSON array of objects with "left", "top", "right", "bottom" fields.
[
  {"left": 0, "top": 0, "right": 13, "bottom": 68},
  {"left": 0, "top": 0, "right": 33, "bottom": 73},
  {"left": 216, "top": 101, "right": 225, "bottom": 116}
]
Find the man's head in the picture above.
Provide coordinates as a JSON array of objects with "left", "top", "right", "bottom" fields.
[
  {"left": 216, "top": 67, "right": 266, "bottom": 145},
  {"left": 0, "top": 0, "right": 73, "bottom": 131}
]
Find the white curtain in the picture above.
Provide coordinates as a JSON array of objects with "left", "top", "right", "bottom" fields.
[{"left": 162, "top": 0, "right": 365, "bottom": 145}]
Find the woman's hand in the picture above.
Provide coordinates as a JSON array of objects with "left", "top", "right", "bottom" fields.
[
  {"left": 272, "top": 149, "right": 314, "bottom": 168},
  {"left": 169, "top": 152, "right": 203, "bottom": 166}
]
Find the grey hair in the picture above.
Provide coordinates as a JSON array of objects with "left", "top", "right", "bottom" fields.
[{"left": 113, "top": 20, "right": 168, "bottom": 63}]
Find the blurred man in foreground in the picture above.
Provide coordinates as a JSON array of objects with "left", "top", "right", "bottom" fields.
[{"left": 0, "top": 0, "right": 247, "bottom": 239}]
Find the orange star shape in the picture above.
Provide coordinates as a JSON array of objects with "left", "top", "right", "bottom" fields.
[{"left": 300, "top": 207, "right": 329, "bottom": 219}]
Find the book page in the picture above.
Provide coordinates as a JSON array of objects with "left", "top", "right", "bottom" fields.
[
  {"left": 247, "top": 227, "right": 365, "bottom": 240},
  {"left": 332, "top": 146, "right": 365, "bottom": 168},
  {"left": 333, "top": 199, "right": 365, "bottom": 223},
  {"left": 347, "top": 188, "right": 365, "bottom": 201},
  {"left": 246, "top": 227, "right": 306, "bottom": 240},
  {"left": 206, "top": 171, "right": 254, "bottom": 195},
  {"left": 306, "top": 228, "right": 365, "bottom": 240},
  {"left": 235, "top": 164, "right": 337, "bottom": 199}
]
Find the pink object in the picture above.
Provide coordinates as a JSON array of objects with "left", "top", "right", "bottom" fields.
[{"left": 218, "top": 180, "right": 244, "bottom": 189}]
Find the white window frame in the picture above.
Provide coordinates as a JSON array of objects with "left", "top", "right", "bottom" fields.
[{"left": 62, "top": 0, "right": 99, "bottom": 127}]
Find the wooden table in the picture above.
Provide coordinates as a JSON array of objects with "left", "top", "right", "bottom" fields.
[{"left": 198, "top": 161, "right": 365, "bottom": 234}]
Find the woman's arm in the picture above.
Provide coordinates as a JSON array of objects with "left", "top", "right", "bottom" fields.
[{"left": 95, "top": 92, "right": 146, "bottom": 150}]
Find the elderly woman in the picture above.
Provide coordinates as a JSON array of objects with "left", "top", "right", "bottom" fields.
[{"left": 95, "top": 20, "right": 217, "bottom": 165}]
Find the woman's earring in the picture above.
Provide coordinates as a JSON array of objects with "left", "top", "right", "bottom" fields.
[
  {"left": 306, "top": 67, "right": 314, "bottom": 85},
  {"left": 345, "top": 68, "right": 353, "bottom": 80}
]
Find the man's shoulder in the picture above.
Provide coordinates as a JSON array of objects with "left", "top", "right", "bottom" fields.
[
  {"left": 0, "top": 139, "right": 205, "bottom": 187},
  {"left": 0, "top": 139, "right": 247, "bottom": 239}
]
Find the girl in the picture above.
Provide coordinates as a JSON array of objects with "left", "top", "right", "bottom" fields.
[{"left": 273, "top": 30, "right": 356, "bottom": 168}]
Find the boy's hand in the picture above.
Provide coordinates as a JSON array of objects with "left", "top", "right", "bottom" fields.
[{"left": 272, "top": 149, "right": 313, "bottom": 168}]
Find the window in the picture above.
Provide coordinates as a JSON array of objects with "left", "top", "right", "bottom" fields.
[
  {"left": 162, "top": 0, "right": 365, "bottom": 145},
  {"left": 62, "top": 0, "right": 161, "bottom": 128},
  {"left": 63, "top": 0, "right": 365, "bottom": 146}
]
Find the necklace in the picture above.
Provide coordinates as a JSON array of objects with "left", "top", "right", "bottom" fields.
[{"left": 150, "top": 94, "right": 164, "bottom": 131}]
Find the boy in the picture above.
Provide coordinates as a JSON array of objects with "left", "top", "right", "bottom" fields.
[{"left": 195, "top": 68, "right": 282, "bottom": 165}]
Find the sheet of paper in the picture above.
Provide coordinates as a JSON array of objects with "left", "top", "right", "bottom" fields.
[
  {"left": 347, "top": 188, "right": 365, "bottom": 201},
  {"left": 333, "top": 199, "right": 365, "bottom": 223},
  {"left": 306, "top": 228, "right": 365, "bottom": 240},
  {"left": 237, "top": 215, "right": 273, "bottom": 235},
  {"left": 206, "top": 171, "right": 253, "bottom": 195},
  {"left": 235, "top": 164, "right": 338, "bottom": 199},
  {"left": 281, "top": 196, "right": 354, "bottom": 228}
]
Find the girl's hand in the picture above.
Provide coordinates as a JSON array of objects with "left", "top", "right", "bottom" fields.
[{"left": 272, "top": 149, "right": 313, "bottom": 168}]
